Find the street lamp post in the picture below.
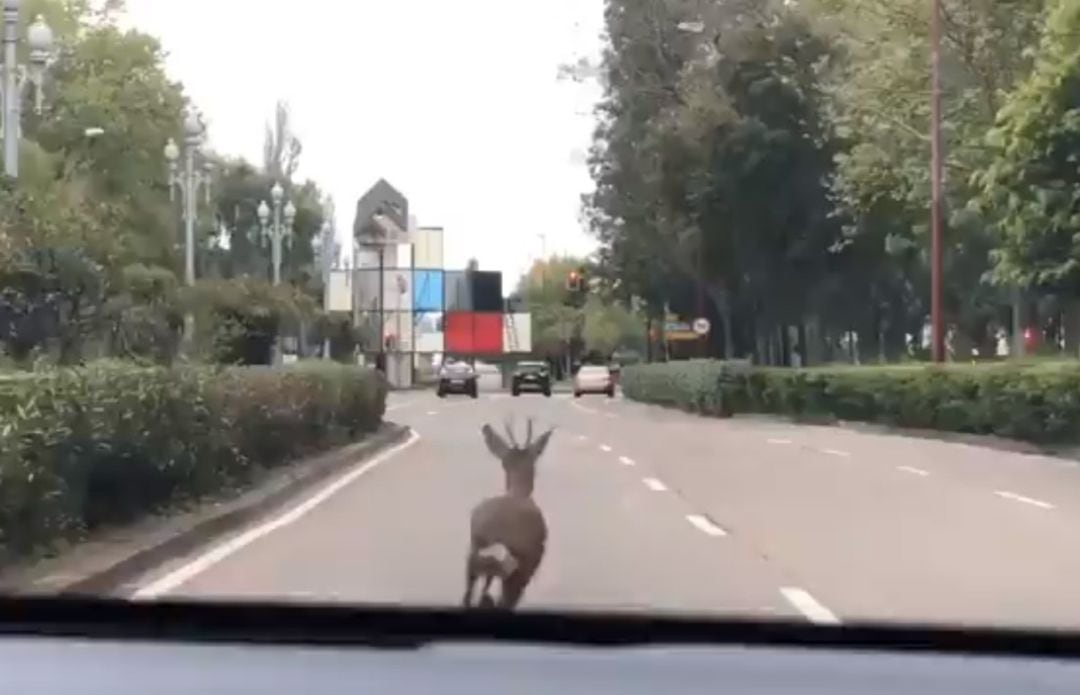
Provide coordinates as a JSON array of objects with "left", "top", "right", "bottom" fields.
[
  {"left": 257, "top": 182, "right": 296, "bottom": 286},
  {"left": 165, "top": 109, "right": 213, "bottom": 288},
  {"left": 2, "top": 4, "right": 53, "bottom": 178},
  {"left": 258, "top": 183, "right": 295, "bottom": 365},
  {"left": 929, "top": 0, "right": 946, "bottom": 362}
]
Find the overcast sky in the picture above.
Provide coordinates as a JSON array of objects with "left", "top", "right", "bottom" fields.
[{"left": 120, "top": 0, "right": 605, "bottom": 285}]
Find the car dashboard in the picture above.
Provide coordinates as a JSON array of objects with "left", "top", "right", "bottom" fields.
[{"left": 4, "top": 599, "right": 1080, "bottom": 694}]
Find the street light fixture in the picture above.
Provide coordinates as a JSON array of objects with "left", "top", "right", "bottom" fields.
[
  {"left": 257, "top": 184, "right": 295, "bottom": 287},
  {"left": 2, "top": 3, "right": 54, "bottom": 178},
  {"left": 164, "top": 108, "right": 213, "bottom": 288}
]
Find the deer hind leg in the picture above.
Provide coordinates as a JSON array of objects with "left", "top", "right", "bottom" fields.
[
  {"left": 463, "top": 554, "right": 479, "bottom": 607},
  {"left": 498, "top": 557, "right": 540, "bottom": 610}
]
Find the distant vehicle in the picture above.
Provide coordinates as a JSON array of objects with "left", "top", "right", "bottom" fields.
[
  {"left": 573, "top": 364, "right": 615, "bottom": 398},
  {"left": 437, "top": 361, "right": 479, "bottom": 398},
  {"left": 511, "top": 361, "right": 552, "bottom": 397}
]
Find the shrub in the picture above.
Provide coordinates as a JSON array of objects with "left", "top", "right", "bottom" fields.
[
  {"left": 0, "top": 361, "right": 386, "bottom": 564},
  {"left": 622, "top": 360, "right": 1080, "bottom": 444}
]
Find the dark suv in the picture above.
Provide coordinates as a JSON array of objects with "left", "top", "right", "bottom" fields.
[
  {"left": 511, "top": 361, "right": 552, "bottom": 397},
  {"left": 437, "top": 361, "right": 479, "bottom": 398}
]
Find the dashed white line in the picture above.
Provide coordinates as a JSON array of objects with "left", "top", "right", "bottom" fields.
[
  {"left": 767, "top": 438, "right": 792, "bottom": 445},
  {"left": 618, "top": 455, "right": 636, "bottom": 467},
  {"left": 642, "top": 477, "right": 667, "bottom": 492},
  {"left": 822, "top": 448, "right": 851, "bottom": 458},
  {"left": 897, "top": 465, "right": 929, "bottom": 477},
  {"left": 780, "top": 588, "right": 841, "bottom": 625},
  {"left": 599, "top": 444, "right": 613, "bottom": 453},
  {"left": 426, "top": 410, "right": 438, "bottom": 416},
  {"left": 133, "top": 430, "right": 422, "bottom": 598},
  {"left": 995, "top": 490, "right": 1054, "bottom": 510},
  {"left": 685, "top": 514, "right": 727, "bottom": 537},
  {"left": 577, "top": 434, "right": 588, "bottom": 442}
]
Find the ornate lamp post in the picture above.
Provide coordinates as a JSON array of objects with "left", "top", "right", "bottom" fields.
[
  {"left": 164, "top": 109, "right": 213, "bottom": 287},
  {"left": 2, "top": 4, "right": 53, "bottom": 178},
  {"left": 257, "top": 182, "right": 296, "bottom": 286}
]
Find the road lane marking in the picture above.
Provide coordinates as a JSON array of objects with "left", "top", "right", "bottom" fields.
[
  {"left": 767, "top": 438, "right": 792, "bottom": 445},
  {"left": 599, "top": 444, "right": 613, "bottom": 453},
  {"left": 780, "top": 588, "right": 841, "bottom": 625},
  {"left": 618, "top": 455, "right": 635, "bottom": 467},
  {"left": 603, "top": 412, "right": 617, "bottom": 419},
  {"left": 577, "top": 434, "right": 588, "bottom": 442},
  {"left": 898, "top": 465, "right": 929, "bottom": 477},
  {"left": 642, "top": 477, "right": 667, "bottom": 492},
  {"left": 822, "top": 448, "right": 851, "bottom": 458},
  {"left": 995, "top": 490, "right": 1054, "bottom": 510},
  {"left": 132, "top": 430, "right": 422, "bottom": 599},
  {"left": 685, "top": 514, "right": 726, "bottom": 537},
  {"left": 426, "top": 410, "right": 438, "bottom": 416},
  {"left": 386, "top": 401, "right": 416, "bottom": 412},
  {"left": 571, "top": 401, "right": 598, "bottom": 415}
]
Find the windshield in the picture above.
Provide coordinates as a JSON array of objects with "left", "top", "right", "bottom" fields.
[{"left": 2, "top": 0, "right": 1077, "bottom": 636}]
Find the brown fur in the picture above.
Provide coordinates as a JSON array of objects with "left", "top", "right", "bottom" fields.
[{"left": 463, "top": 419, "right": 553, "bottom": 610}]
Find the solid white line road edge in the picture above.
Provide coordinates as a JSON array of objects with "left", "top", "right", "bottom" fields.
[
  {"left": 995, "top": 490, "right": 1054, "bottom": 510},
  {"left": 685, "top": 514, "right": 726, "bottom": 537},
  {"left": 132, "top": 430, "right": 422, "bottom": 600},
  {"left": 780, "top": 587, "right": 841, "bottom": 625}
]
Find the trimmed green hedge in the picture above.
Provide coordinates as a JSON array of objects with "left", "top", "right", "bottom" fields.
[
  {"left": 0, "top": 361, "right": 387, "bottom": 564},
  {"left": 622, "top": 360, "right": 1080, "bottom": 444}
]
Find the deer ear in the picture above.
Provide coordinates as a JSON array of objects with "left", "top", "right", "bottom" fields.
[
  {"left": 481, "top": 424, "right": 511, "bottom": 459},
  {"left": 529, "top": 428, "right": 555, "bottom": 460}
]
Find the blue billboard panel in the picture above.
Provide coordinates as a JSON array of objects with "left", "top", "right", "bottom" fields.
[{"left": 414, "top": 270, "right": 443, "bottom": 312}]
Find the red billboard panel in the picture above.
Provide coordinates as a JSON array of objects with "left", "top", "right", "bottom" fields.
[
  {"left": 444, "top": 312, "right": 504, "bottom": 354},
  {"left": 473, "top": 313, "right": 503, "bottom": 353},
  {"left": 445, "top": 312, "right": 474, "bottom": 353}
]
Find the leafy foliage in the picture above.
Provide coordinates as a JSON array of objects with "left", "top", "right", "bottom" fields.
[{"left": 0, "top": 361, "right": 386, "bottom": 564}]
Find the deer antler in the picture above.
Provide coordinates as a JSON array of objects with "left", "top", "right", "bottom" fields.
[{"left": 503, "top": 415, "right": 519, "bottom": 448}]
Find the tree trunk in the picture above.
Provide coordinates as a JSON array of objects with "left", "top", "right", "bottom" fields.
[
  {"left": 1063, "top": 299, "right": 1080, "bottom": 358},
  {"left": 706, "top": 283, "right": 735, "bottom": 359},
  {"left": 1011, "top": 287, "right": 1026, "bottom": 359}
]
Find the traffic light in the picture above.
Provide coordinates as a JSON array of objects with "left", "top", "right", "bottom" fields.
[{"left": 566, "top": 270, "right": 581, "bottom": 292}]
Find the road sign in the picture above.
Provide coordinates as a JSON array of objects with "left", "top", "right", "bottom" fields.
[{"left": 693, "top": 317, "right": 711, "bottom": 336}]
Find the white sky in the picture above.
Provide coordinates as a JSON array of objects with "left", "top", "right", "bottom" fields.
[{"left": 120, "top": 0, "right": 606, "bottom": 285}]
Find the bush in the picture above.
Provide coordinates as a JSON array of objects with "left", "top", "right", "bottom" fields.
[
  {"left": 0, "top": 360, "right": 387, "bottom": 564},
  {"left": 622, "top": 360, "right": 1080, "bottom": 444}
]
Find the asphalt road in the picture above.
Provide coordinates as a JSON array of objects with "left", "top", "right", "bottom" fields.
[{"left": 132, "top": 382, "right": 1080, "bottom": 630}]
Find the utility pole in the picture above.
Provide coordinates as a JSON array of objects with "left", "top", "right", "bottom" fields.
[{"left": 930, "top": 0, "right": 946, "bottom": 362}]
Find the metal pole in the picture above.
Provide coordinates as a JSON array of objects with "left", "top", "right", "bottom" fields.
[
  {"left": 378, "top": 246, "right": 385, "bottom": 374},
  {"left": 184, "top": 146, "right": 196, "bottom": 287},
  {"left": 2, "top": 4, "right": 18, "bottom": 178},
  {"left": 272, "top": 203, "right": 282, "bottom": 286},
  {"left": 697, "top": 232, "right": 706, "bottom": 359},
  {"left": 930, "top": 0, "right": 945, "bottom": 363}
]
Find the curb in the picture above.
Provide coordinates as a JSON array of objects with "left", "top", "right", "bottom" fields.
[{"left": 4, "top": 423, "right": 412, "bottom": 597}]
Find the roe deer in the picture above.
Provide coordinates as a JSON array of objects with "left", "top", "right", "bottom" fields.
[{"left": 463, "top": 417, "right": 553, "bottom": 610}]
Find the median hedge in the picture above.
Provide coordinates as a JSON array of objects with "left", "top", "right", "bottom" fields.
[
  {"left": 621, "top": 359, "right": 1080, "bottom": 444},
  {"left": 0, "top": 361, "right": 387, "bottom": 564}
]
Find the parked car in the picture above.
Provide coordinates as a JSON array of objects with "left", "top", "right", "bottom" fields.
[
  {"left": 512, "top": 361, "right": 552, "bottom": 397},
  {"left": 437, "top": 361, "right": 478, "bottom": 398},
  {"left": 573, "top": 364, "right": 615, "bottom": 398}
]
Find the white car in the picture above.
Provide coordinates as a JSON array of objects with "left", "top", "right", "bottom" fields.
[{"left": 573, "top": 365, "right": 615, "bottom": 398}]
